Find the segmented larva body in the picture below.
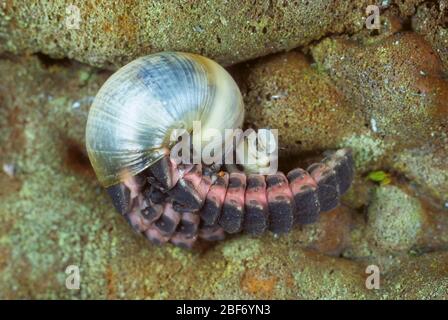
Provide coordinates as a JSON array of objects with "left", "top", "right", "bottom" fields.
[
  {"left": 105, "top": 148, "right": 354, "bottom": 249},
  {"left": 86, "top": 52, "right": 355, "bottom": 249}
]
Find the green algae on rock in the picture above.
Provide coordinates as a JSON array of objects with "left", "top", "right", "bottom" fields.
[
  {"left": 382, "top": 251, "right": 448, "bottom": 299},
  {"left": 367, "top": 185, "right": 424, "bottom": 252},
  {"left": 340, "top": 132, "right": 391, "bottom": 170},
  {"left": 391, "top": 141, "right": 448, "bottom": 207}
]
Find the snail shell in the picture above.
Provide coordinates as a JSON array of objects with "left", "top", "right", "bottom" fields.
[{"left": 86, "top": 52, "right": 244, "bottom": 187}]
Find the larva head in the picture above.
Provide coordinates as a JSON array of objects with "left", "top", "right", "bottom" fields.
[{"left": 86, "top": 52, "right": 244, "bottom": 187}]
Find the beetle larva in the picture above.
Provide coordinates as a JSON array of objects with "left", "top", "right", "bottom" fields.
[{"left": 86, "top": 52, "right": 354, "bottom": 249}]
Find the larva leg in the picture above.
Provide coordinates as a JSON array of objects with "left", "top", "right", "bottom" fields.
[
  {"left": 199, "top": 225, "right": 226, "bottom": 241},
  {"left": 200, "top": 172, "right": 228, "bottom": 226},
  {"left": 219, "top": 172, "right": 246, "bottom": 233},
  {"left": 170, "top": 233, "right": 198, "bottom": 249},
  {"left": 140, "top": 200, "right": 164, "bottom": 223},
  {"left": 308, "top": 162, "right": 340, "bottom": 212},
  {"left": 266, "top": 173, "right": 295, "bottom": 234},
  {"left": 287, "top": 168, "right": 320, "bottom": 224},
  {"left": 126, "top": 208, "right": 148, "bottom": 233},
  {"left": 244, "top": 174, "right": 268, "bottom": 235},
  {"left": 145, "top": 225, "right": 170, "bottom": 246}
]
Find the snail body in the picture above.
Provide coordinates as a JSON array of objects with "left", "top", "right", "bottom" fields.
[{"left": 86, "top": 52, "right": 354, "bottom": 249}]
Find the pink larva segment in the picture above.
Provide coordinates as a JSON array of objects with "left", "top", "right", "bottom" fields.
[
  {"left": 219, "top": 172, "right": 246, "bottom": 234},
  {"left": 177, "top": 212, "right": 200, "bottom": 238},
  {"left": 126, "top": 209, "right": 148, "bottom": 233},
  {"left": 323, "top": 148, "right": 354, "bottom": 195},
  {"left": 153, "top": 203, "right": 182, "bottom": 237},
  {"left": 196, "top": 170, "right": 214, "bottom": 206},
  {"left": 287, "top": 168, "right": 320, "bottom": 224},
  {"left": 244, "top": 174, "right": 268, "bottom": 235},
  {"left": 265, "top": 173, "right": 295, "bottom": 234},
  {"left": 106, "top": 182, "right": 132, "bottom": 215},
  {"left": 200, "top": 172, "right": 229, "bottom": 226},
  {"left": 145, "top": 225, "right": 170, "bottom": 246}
]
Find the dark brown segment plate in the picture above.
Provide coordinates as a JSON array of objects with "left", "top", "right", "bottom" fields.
[
  {"left": 287, "top": 168, "right": 320, "bottom": 224},
  {"left": 219, "top": 172, "right": 246, "bottom": 233},
  {"left": 244, "top": 174, "right": 268, "bottom": 235},
  {"left": 308, "top": 163, "right": 340, "bottom": 212},
  {"left": 200, "top": 172, "right": 229, "bottom": 226},
  {"left": 106, "top": 183, "right": 131, "bottom": 215},
  {"left": 266, "top": 173, "right": 294, "bottom": 234},
  {"left": 149, "top": 155, "right": 179, "bottom": 191}
]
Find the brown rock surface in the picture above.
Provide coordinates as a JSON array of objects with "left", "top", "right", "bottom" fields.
[
  {"left": 1, "top": 51, "right": 448, "bottom": 299},
  {"left": 0, "top": 0, "right": 423, "bottom": 69}
]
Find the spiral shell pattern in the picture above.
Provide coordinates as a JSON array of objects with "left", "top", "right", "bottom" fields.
[{"left": 86, "top": 52, "right": 244, "bottom": 187}]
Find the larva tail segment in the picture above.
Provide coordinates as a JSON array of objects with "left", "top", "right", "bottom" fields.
[
  {"left": 307, "top": 162, "right": 340, "bottom": 213},
  {"left": 145, "top": 225, "right": 170, "bottom": 246},
  {"left": 322, "top": 148, "right": 355, "bottom": 196},
  {"left": 170, "top": 232, "right": 198, "bottom": 250}
]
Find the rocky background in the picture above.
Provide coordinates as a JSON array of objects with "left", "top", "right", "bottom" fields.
[{"left": 0, "top": 0, "right": 447, "bottom": 299}]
